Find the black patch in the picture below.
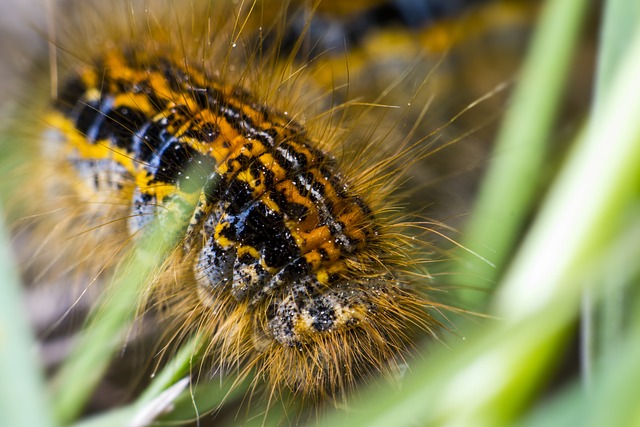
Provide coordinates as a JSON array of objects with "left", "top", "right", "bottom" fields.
[
  {"left": 147, "top": 141, "right": 215, "bottom": 191},
  {"left": 250, "top": 257, "right": 312, "bottom": 305},
  {"left": 292, "top": 276, "right": 321, "bottom": 307},
  {"left": 308, "top": 300, "right": 335, "bottom": 332},
  {"left": 225, "top": 178, "right": 257, "bottom": 214},
  {"left": 74, "top": 99, "right": 102, "bottom": 141},
  {"left": 223, "top": 152, "right": 252, "bottom": 175},
  {"left": 251, "top": 159, "right": 274, "bottom": 189},
  {"left": 55, "top": 77, "right": 86, "bottom": 113},
  {"left": 191, "top": 86, "right": 224, "bottom": 110},
  {"left": 183, "top": 122, "right": 220, "bottom": 143},
  {"left": 266, "top": 302, "right": 277, "bottom": 320},
  {"left": 217, "top": 221, "right": 237, "bottom": 241},
  {"left": 203, "top": 173, "right": 226, "bottom": 204},
  {"left": 234, "top": 203, "right": 300, "bottom": 269},
  {"left": 134, "top": 120, "right": 169, "bottom": 163},
  {"left": 275, "top": 258, "right": 311, "bottom": 284},
  {"left": 104, "top": 106, "right": 148, "bottom": 150},
  {"left": 270, "top": 189, "right": 309, "bottom": 222},
  {"left": 158, "top": 57, "right": 191, "bottom": 91}
]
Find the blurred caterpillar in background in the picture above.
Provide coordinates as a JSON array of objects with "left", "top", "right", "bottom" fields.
[{"left": 0, "top": 0, "right": 536, "bottom": 423}]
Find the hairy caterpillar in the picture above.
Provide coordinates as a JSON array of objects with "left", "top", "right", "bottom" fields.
[{"left": 0, "top": 0, "right": 533, "bottom": 424}]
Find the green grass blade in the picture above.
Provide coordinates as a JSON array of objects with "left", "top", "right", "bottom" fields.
[
  {"left": 495, "top": 20, "right": 640, "bottom": 321},
  {"left": 522, "top": 291, "right": 640, "bottom": 427},
  {"left": 49, "top": 210, "right": 185, "bottom": 424},
  {"left": 583, "top": 0, "right": 640, "bottom": 386},
  {"left": 72, "top": 335, "right": 200, "bottom": 427},
  {"left": 594, "top": 0, "right": 640, "bottom": 107},
  {"left": 49, "top": 250, "right": 157, "bottom": 424},
  {"left": 456, "top": 0, "right": 590, "bottom": 307},
  {"left": 0, "top": 204, "right": 55, "bottom": 427}
]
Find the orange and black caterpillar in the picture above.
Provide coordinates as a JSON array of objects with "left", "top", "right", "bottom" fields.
[{"left": 43, "top": 31, "right": 433, "bottom": 400}]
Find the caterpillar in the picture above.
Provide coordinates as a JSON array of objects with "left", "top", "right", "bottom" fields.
[
  {"left": 0, "top": 0, "right": 533, "bottom": 424},
  {"left": 47, "top": 34, "right": 431, "bottom": 391}
]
